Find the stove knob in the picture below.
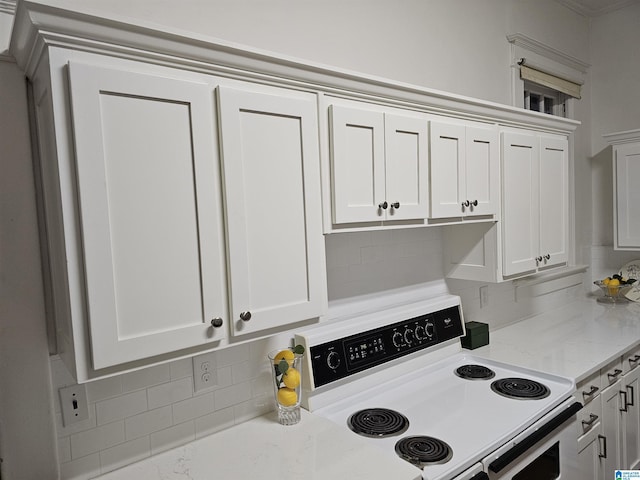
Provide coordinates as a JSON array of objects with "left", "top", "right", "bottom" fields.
[
  {"left": 425, "top": 322, "right": 434, "bottom": 339},
  {"left": 414, "top": 324, "right": 426, "bottom": 341},
  {"left": 404, "top": 329, "right": 414, "bottom": 345},
  {"left": 326, "top": 351, "right": 341, "bottom": 370},
  {"left": 392, "top": 331, "right": 404, "bottom": 348}
]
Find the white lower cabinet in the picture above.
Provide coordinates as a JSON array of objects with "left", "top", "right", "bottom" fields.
[
  {"left": 32, "top": 50, "right": 325, "bottom": 381},
  {"left": 578, "top": 351, "right": 640, "bottom": 476}
]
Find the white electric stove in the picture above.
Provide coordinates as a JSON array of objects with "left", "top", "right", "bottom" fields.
[{"left": 295, "top": 292, "right": 581, "bottom": 480}]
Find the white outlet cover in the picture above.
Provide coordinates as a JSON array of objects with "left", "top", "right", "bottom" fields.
[
  {"left": 59, "top": 384, "right": 89, "bottom": 426},
  {"left": 193, "top": 352, "right": 218, "bottom": 392}
]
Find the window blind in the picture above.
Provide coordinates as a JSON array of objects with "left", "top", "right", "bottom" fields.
[{"left": 520, "top": 65, "right": 581, "bottom": 99}]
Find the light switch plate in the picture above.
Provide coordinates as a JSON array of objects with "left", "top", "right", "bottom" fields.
[{"left": 59, "top": 384, "right": 89, "bottom": 426}]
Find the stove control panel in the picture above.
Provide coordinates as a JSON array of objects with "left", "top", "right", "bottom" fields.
[{"left": 309, "top": 305, "right": 463, "bottom": 388}]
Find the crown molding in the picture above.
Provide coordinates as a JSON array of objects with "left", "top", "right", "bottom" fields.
[
  {"left": 555, "top": 0, "right": 639, "bottom": 17},
  {"left": 11, "top": 1, "right": 579, "bottom": 134},
  {"left": 604, "top": 129, "right": 640, "bottom": 145},
  {"left": 0, "top": 0, "right": 16, "bottom": 15},
  {"left": 507, "top": 33, "right": 590, "bottom": 74}
]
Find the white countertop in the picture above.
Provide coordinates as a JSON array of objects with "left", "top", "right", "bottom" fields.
[
  {"left": 473, "top": 297, "right": 640, "bottom": 383},
  {"left": 97, "top": 409, "right": 422, "bottom": 480},
  {"left": 96, "top": 296, "right": 640, "bottom": 480}
]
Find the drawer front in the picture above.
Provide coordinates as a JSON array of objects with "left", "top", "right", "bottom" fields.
[
  {"left": 601, "top": 358, "right": 624, "bottom": 389},
  {"left": 577, "top": 393, "right": 602, "bottom": 438},
  {"left": 578, "top": 370, "right": 602, "bottom": 405},
  {"left": 623, "top": 344, "right": 640, "bottom": 374}
]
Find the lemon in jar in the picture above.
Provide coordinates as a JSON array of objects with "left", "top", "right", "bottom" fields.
[
  {"left": 273, "top": 349, "right": 294, "bottom": 365},
  {"left": 282, "top": 367, "right": 301, "bottom": 389},
  {"left": 277, "top": 387, "right": 298, "bottom": 406}
]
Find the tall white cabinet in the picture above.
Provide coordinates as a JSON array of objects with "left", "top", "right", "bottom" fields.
[
  {"left": 217, "top": 85, "right": 326, "bottom": 337},
  {"left": 604, "top": 129, "right": 640, "bottom": 250},
  {"left": 29, "top": 49, "right": 326, "bottom": 381},
  {"left": 501, "top": 132, "right": 569, "bottom": 278},
  {"left": 65, "top": 61, "right": 228, "bottom": 370}
]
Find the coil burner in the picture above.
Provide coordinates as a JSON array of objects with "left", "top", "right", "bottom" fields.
[
  {"left": 347, "top": 408, "right": 410, "bottom": 438},
  {"left": 395, "top": 436, "right": 453, "bottom": 467},
  {"left": 455, "top": 364, "right": 496, "bottom": 380},
  {"left": 491, "top": 377, "right": 551, "bottom": 400}
]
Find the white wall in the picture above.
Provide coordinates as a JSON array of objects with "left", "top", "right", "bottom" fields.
[
  {"left": 0, "top": 1, "right": 598, "bottom": 478},
  {"left": 590, "top": 4, "right": 640, "bottom": 250}
]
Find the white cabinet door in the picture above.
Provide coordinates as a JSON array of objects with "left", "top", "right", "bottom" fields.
[
  {"left": 329, "top": 101, "right": 428, "bottom": 224},
  {"left": 501, "top": 132, "right": 539, "bottom": 277},
  {"left": 466, "top": 126, "right": 499, "bottom": 216},
  {"left": 430, "top": 122, "right": 498, "bottom": 219},
  {"left": 577, "top": 427, "right": 605, "bottom": 480},
  {"left": 430, "top": 122, "right": 465, "bottom": 218},
  {"left": 615, "top": 142, "right": 640, "bottom": 249},
  {"left": 68, "top": 62, "right": 227, "bottom": 369},
  {"left": 384, "top": 114, "right": 429, "bottom": 220},
  {"left": 329, "top": 105, "right": 385, "bottom": 224},
  {"left": 601, "top": 382, "right": 625, "bottom": 474},
  {"left": 218, "top": 85, "right": 326, "bottom": 337},
  {"left": 623, "top": 366, "right": 640, "bottom": 469},
  {"left": 539, "top": 136, "right": 569, "bottom": 269}
]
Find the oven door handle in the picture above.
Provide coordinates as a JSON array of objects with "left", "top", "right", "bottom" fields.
[{"left": 488, "top": 401, "right": 583, "bottom": 474}]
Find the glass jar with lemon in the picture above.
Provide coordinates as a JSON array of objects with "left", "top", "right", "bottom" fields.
[{"left": 268, "top": 345, "right": 304, "bottom": 425}]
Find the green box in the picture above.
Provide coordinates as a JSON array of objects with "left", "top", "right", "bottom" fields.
[{"left": 460, "top": 321, "right": 489, "bottom": 350}]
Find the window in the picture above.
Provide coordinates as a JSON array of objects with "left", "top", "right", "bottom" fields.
[{"left": 524, "top": 81, "right": 568, "bottom": 117}]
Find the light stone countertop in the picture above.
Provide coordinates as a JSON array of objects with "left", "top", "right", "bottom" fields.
[
  {"left": 96, "top": 296, "right": 640, "bottom": 480},
  {"left": 472, "top": 297, "right": 640, "bottom": 383},
  {"left": 96, "top": 409, "right": 422, "bottom": 480}
]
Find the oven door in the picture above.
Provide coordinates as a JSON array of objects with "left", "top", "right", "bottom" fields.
[{"left": 482, "top": 398, "right": 582, "bottom": 479}]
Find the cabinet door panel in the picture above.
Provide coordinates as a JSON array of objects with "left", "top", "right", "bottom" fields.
[
  {"left": 602, "top": 383, "right": 624, "bottom": 474},
  {"left": 615, "top": 143, "right": 640, "bottom": 249},
  {"left": 68, "top": 62, "right": 227, "bottom": 369},
  {"left": 624, "top": 366, "right": 640, "bottom": 469},
  {"left": 466, "top": 127, "right": 498, "bottom": 216},
  {"left": 539, "top": 137, "right": 568, "bottom": 268},
  {"left": 501, "top": 133, "right": 539, "bottom": 277},
  {"left": 218, "top": 86, "right": 325, "bottom": 336},
  {"left": 330, "top": 105, "right": 385, "bottom": 223},
  {"left": 430, "top": 123, "right": 465, "bottom": 218},
  {"left": 384, "top": 114, "right": 428, "bottom": 220}
]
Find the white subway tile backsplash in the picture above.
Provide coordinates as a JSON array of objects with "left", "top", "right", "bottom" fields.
[
  {"left": 121, "top": 364, "right": 170, "bottom": 392},
  {"left": 60, "top": 453, "right": 101, "bottom": 480},
  {"left": 147, "top": 376, "right": 193, "bottom": 409},
  {"left": 214, "top": 381, "right": 252, "bottom": 411},
  {"left": 96, "top": 390, "right": 147, "bottom": 425},
  {"left": 50, "top": 225, "right": 586, "bottom": 479},
  {"left": 99, "top": 436, "right": 150, "bottom": 474},
  {"left": 70, "top": 421, "right": 125, "bottom": 459},
  {"left": 194, "top": 406, "right": 235, "bottom": 439},
  {"left": 170, "top": 358, "right": 193, "bottom": 380},
  {"left": 172, "top": 392, "right": 215, "bottom": 424},
  {"left": 150, "top": 421, "right": 195, "bottom": 455},
  {"left": 85, "top": 376, "right": 122, "bottom": 403},
  {"left": 125, "top": 406, "right": 172, "bottom": 440}
]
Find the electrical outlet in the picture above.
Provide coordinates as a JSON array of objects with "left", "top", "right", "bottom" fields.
[
  {"left": 59, "top": 384, "right": 89, "bottom": 426},
  {"left": 479, "top": 285, "right": 489, "bottom": 309},
  {"left": 193, "top": 352, "right": 218, "bottom": 392}
]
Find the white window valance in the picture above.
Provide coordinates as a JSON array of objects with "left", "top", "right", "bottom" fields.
[{"left": 520, "top": 64, "right": 582, "bottom": 99}]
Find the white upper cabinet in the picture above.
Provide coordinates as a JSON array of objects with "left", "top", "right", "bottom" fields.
[
  {"left": 217, "top": 84, "right": 326, "bottom": 337},
  {"left": 604, "top": 130, "right": 640, "bottom": 250},
  {"left": 430, "top": 122, "right": 498, "bottom": 219},
  {"left": 501, "top": 132, "right": 568, "bottom": 278},
  {"left": 328, "top": 100, "right": 429, "bottom": 225},
  {"left": 67, "top": 61, "right": 228, "bottom": 370}
]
